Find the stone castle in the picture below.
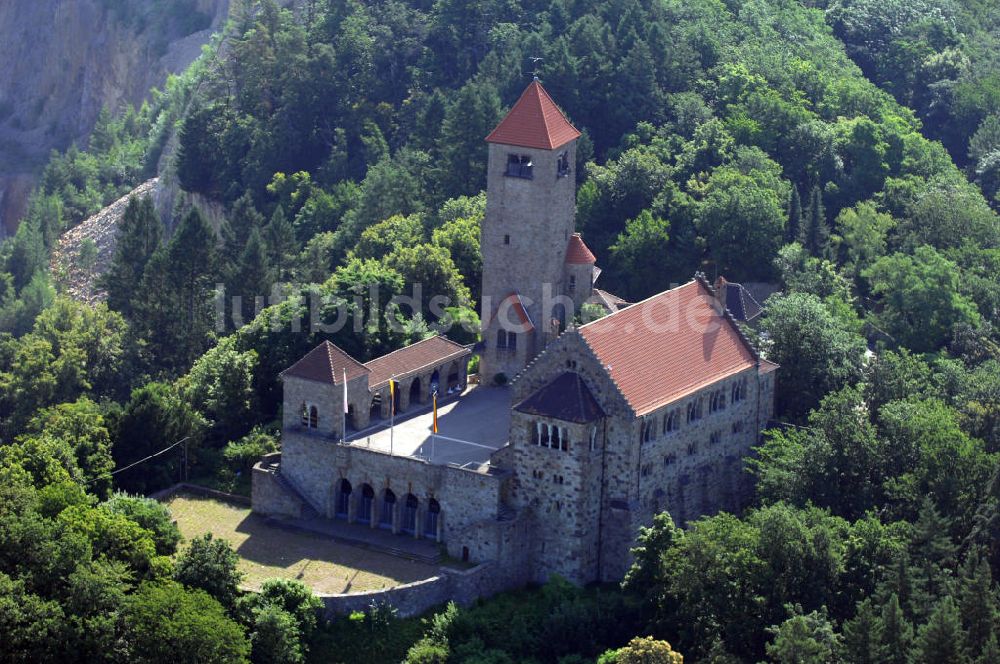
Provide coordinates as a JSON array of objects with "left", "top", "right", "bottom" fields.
[{"left": 252, "top": 81, "right": 776, "bottom": 592}]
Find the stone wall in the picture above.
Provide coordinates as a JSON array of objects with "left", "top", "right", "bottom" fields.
[
  {"left": 480, "top": 138, "right": 578, "bottom": 381},
  {"left": 316, "top": 552, "right": 533, "bottom": 619},
  {"left": 505, "top": 328, "right": 777, "bottom": 583},
  {"left": 507, "top": 330, "right": 637, "bottom": 583},
  {"left": 275, "top": 433, "right": 506, "bottom": 552},
  {"left": 252, "top": 462, "right": 304, "bottom": 519},
  {"left": 317, "top": 574, "right": 451, "bottom": 619}
]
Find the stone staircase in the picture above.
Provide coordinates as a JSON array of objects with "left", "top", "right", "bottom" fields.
[{"left": 272, "top": 470, "right": 319, "bottom": 519}]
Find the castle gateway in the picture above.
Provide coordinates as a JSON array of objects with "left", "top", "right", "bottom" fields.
[{"left": 252, "top": 81, "right": 776, "bottom": 588}]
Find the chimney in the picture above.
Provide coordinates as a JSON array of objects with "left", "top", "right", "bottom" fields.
[{"left": 713, "top": 275, "right": 729, "bottom": 312}]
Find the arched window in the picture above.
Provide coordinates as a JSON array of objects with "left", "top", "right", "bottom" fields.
[
  {"left": 540, "top": 423, "right": 550, "bottom": 447},
  {"left": 335, "top": 479, "right": 352, "bottom": 519},
  {"left": 508, "top": 331, "right": 517, "bottom": 350},
  {"left": 643, "top": 418, "right": 655, "bottom": 443},
  {"left": 551, "top": 426, "right": 561, "bottom": 449},
  {"left": 424, "top": 498, "right": 440, "bottom": 538},
  {"left": 301, "top": 403, "right": 319, "bottom": 429},
  {"left": 731, "top": 377, "right": 748, "bottom": 402},
  {"left": 557, "top": 151, "right": 570, "bottom": 177},
  {"left": 402, "top": 494, "right": 418, "bottom": 534},
  {"left": 560, "top": 427, "right": 569, "bottom": 451},
  {"left": 497, "top": 329, "right": 508, "bottom": 349},
  {"left": 358, "top": 484, "right": 375, "bottom": 524},
  {"left": 664, "top": 409, "right": 679, "bottom": 433},
  {"left": 687, "top": 399, "right": 703, "bottom": 423},
  {"left": 553, "top": 303, "right": 566, "bottom": 333},
  {"left": 531, "top": 422, "right": 540, "bottom": 445},
  {"left": 446, "top": 362, "right": 461, "bottom": 393},
  {"left": 379, "top": 489, "right": 396, "bottom": 530},
  {"left": 506, "top": 153, "right": 533, "bottom": 178}
]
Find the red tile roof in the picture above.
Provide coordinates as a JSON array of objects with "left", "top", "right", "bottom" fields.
[
  {"left": 578, "top": 280, "right": 759, "bottom": 415},
  {"left": 485, "top": 80, "right": 581, "bottom": 150},
  {"left": 364, "top": 335, "right": 471, "bottom": 389},
  {"left": 565, "top": 233, "right": 597, "bottom": 264},
  {"left": 281, "top": 340, "right": 370, "bottom": 384}
]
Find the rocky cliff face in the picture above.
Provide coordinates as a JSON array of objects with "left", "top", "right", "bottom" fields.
[{"left": 0, "top": 0, "right": 229, "bottom": 238}]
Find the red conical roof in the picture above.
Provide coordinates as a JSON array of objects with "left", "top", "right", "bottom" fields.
[
  {"left": 485, "top": 80, "right": 581, "bottom": 150},
  {"left": 565, "top": 233, "right": 597, "bottom": 264}
]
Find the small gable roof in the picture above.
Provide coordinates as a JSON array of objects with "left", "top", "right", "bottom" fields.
[
  {"left": 578, "top": 279, "right": 759, "bottom": 416},
  {"left": 485, "top": 80, "right": 581, "bottom": 151},
  {"left": 364, "top": 335, "right": 470, "bottom": 389},
  {"left": 281, "top": 340, "right": 369, "bottom": 384},
  {"left": 514, "top": 372, "right": 605, "bottom": 423},
  {"left": 715, "top": 276, "right": 763, "bottom": 322},
  {"left": 565, "top": 233, "right": 597, "bottom": 264}
]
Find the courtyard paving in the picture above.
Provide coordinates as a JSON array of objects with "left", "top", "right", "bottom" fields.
[
  {"left": 345, "top": 385, "right": 512, "bottom": 468},
  {"left": 164, "top": 492, "right": 440, "bottom": 594}
]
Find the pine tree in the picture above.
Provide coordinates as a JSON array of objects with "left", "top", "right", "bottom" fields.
[
  {"left": 436, "top": 81, "right": 502, "bottom": 200},
  {"left": 880, "top": 593, "right": 913, "bottom": 664},
  {"left": 786, "top": 186, "right": 802, "bottom": 245},
  {"left": 6, "top": 218, "right": 47, "bottom": 291},
  {"left": 134, "top": 247, "right": 176, "bottom": 366},
  {"left": 975, "top": 633, "right": 999, "bottom": 664},
  {"left": 800, "top": 185, "right": 829, "bottom": 256},
  {"left": 232, "top": 228, "right": 273, "bottom": 327},
  {"left": 220, "top": 192, "right": 265, "bottom": 273},
  {"left": 266, "top": 205, "right": 296, "bottom": 282},
  {"left": 842, "top": 599, "right": 886, "bottom": 664},
  {"left": 137, "top": 208, "right": 218, "bottom": 370},
  {"left": 911, "top": 596, "right": 968, "bottom": 664},
  {"left": 910, "top": 498, "right": 958, "bottom": 615},
  {"left": 958, "top": 551, "right": 998, "bottom": 660},
  {"left": 103, "top": 195, "right": 162, "bottom": 317}
]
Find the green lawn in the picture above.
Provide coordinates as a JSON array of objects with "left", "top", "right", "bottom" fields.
[{"left": 164, "top": 492, "right": 440, "bottom": 594}]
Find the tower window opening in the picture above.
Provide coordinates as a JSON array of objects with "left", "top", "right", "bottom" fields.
[
  {"left": 301, "top": 403, "right": 319, "bottom": 429},
  {"left": 506, "top": 154, "right": 533, "bottom": 179},
  {"left": 497, "top": 329, "right": 516, "bottom": 353},
  {"left": 557, "top": 151, "right": 570, "bottom": 178},
  {"left": 504, "top": 234, "right": 510, "bottom": 245},
  {"left": 569, "top": 275, "right": 576, "bottom": 293}
]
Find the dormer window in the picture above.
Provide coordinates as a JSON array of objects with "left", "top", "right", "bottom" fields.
[
  {"left": 506, "top": 154, "right": 533, "bottom": 179},
  {"left": 557, "top": 151, "right": 570, "bottom": 178}
]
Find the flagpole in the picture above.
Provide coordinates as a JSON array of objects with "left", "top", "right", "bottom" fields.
[
  {"left": 342, "top": 367, "right": 348, "bottom": 444},
  {"left": 389, "top": 376, "right": 395, "bottom": 456},
  {"left": 431, "top": 389, "right": 438, "bottom": 462}
]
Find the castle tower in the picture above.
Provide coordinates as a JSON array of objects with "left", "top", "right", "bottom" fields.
[{"left": 479, "top": 80, "right": 582, "bottom": 382}]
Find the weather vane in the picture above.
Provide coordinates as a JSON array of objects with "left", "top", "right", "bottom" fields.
[{"left": 528, "top": 56, "right": 543, "bottom": 80}]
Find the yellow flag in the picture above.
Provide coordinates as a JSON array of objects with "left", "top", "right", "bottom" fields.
[
  {"left": 389, "top": 380, "right": 395, "bottom": 415},
  {"left": 432, "top": 392, "right": 439, "bottom": 433}
]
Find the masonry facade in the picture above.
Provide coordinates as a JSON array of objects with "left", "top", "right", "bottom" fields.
[{"left": 252, "top": 80, "right": 777, "bottom": 598}]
